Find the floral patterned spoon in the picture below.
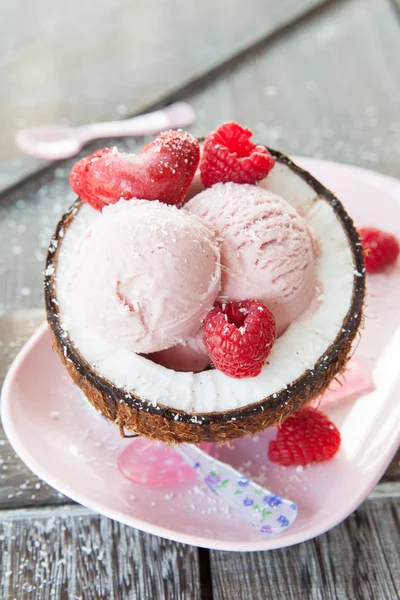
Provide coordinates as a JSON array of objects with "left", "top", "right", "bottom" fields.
[{"left": 174, "top": 444, "right": 298, "bottom": 535}]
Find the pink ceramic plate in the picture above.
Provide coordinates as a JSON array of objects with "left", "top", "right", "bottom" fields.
[{"left": 2, "top": 159, "right": 400, "bottom": 551}]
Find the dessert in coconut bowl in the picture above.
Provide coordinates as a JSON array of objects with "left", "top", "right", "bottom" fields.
[{"left": 44, "top": 122, "right": 366, "bottom": 466}]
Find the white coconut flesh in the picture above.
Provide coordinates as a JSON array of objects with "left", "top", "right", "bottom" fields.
[{"left": 55, "top": 161, "right": 359, "bottom": 414}]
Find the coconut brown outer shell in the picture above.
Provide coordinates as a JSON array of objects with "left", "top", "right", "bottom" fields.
[{"left": 44, "top": 149, "right": 365, "bottom": 444}]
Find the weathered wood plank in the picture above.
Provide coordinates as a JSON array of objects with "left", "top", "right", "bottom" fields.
[
  {"left": 0, "top": 310, "right": 45, "bottom": 382},
  {"left": 186, "top": 0, "right": 400, "bottom": 179},
  {"left": 210, "top": 497, "right": 400, "bottom": 600},
  {"left": 2, "top": 0, "right": 400, "bottom": 317},
  {"left": 0, "top": 310, "right": 70, "bottom": 509},
  {"left": 0, "top": 0, "right": 330, "bottom": 192},
  {"left": 382, "top": 447, "right": 400, "bottom": 483},
  {"left": 0, "top": 1, "right": 398, "bottom": 598},
  {"left": 0, "top": 505, "right": 201, "bottom": 600}
]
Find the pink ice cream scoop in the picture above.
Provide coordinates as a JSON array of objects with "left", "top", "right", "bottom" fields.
[
  {"left": 148, "top": 327, "right": 210, "bottom": 372},
  {"left": 63, "top": 199, "right": 221, "bottom": 353},
  {"left": 185, "top": 183, "right": 316, "bottom": 335}
]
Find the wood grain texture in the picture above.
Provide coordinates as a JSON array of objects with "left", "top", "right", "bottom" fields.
[
  {"left": 0, "top": 0, "right": 329, "bottom": 192},
  {"left": 0, "top": 310, "right": 70, "bottom": 509},
  {"left": 2, "top": 0, "right": 400, "bottom": 315},
  {"left": 186, "top": 0, "right": 400, "bottom": 179},
  {"left": 382, "top": 448, "right": 400, "bottom": 483},
  {"left": 0, "top": 310, "right": 45, "bottom": 381},
  {"left": 0, "top": 0, "right": 400, "bottom": 596},
  {"left": 0, "top": 505, "right": 201, "bottom": 600},
  {"left": 210, "top": 497, "right": 400, "bottom": 600}
]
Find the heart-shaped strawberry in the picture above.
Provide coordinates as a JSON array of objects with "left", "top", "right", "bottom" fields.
[{"left": 69, "top": 130, "right": 200, "bottom": 210}]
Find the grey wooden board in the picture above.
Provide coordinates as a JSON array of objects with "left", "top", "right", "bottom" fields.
[
  {"left": 0, "top": 0, "right": 400, "bottom": 597},
  {"left": 0, "top": 505, "right": 201, "bottom": 600},
  {"left": 184, "top": 0, "right": 400, "bottom": 179},
  {"left": 0, "top": 0, "right": 399, "bottom": 509},
  {"left": 2, "top": 0, "right": 400, "bottom": 316},
  {"left": 0, "top": 310, "right": 70, "bottom": 509},
  {"left": 0, "top": 0, "right": 329, "bottom": 192},
  {"left": 210, "top": 497, "right": 400, "bottom": 600}
]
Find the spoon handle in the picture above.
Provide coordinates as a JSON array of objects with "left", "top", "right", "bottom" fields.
[
  {"left": 174, "top": 444, "right": 298, "bottom": 535},
  {"left": 78, "top": 102, "right": 196, "bottom": 141}
]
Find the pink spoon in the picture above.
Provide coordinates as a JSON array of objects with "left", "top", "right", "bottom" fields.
[
  {"left": 117, "top": 438, "right": 298, "bottom": 535},
  {"left": 15, "top": 102, "right": 196, "bottom": 160},
  {"left": 118, "top": 438, "right": 214, "bottom": 487}
]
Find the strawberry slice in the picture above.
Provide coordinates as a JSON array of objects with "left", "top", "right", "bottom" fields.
[{"left": 69, "top": 130, "right": 200, "bottom": 210}]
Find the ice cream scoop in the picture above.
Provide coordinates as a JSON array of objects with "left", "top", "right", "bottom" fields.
[
  {"left": 148, "top": 327, "right": 210, "bottom": 372},
  {"left": 186, "top": 183, "right": 316, "bottom": 335},
  {"left": 60, "top": 199, "right": 221, "bottom": 353}
]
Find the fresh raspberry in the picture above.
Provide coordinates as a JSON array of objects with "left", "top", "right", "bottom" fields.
[
  {"left": 69, "top": 130, "right": 200, "bottom": 210},
  {"left": 268, "top": 407, "right": 341, "bottom": 467},
  {"left": 203, "top": 300, "right": 276, "bottom": 378},
  {"left": 200, "top": 122, "right": 275, "bottom": 187},
  {"left": 358, "top": 227, "right": 399, "bottom": 273}
]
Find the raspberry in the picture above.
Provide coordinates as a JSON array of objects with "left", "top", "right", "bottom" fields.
[
  {"left": 69, "top": 130, "right": 200, "bottom": 211},
  {"left": 203, "top": 300, "right": 276, "bottom": 378},
  {"left": 200, "top": 122, "right": 275, "bottom": 187},
  {"left": 268, "top": 407, "right": 341, "bottom": 466},
  {"left": 358, "top": 227, "right": 399, "bottom": 273}
]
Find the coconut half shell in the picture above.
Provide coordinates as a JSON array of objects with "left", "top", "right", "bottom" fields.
[{"left": 44, "top": 149, "right": 365, "bottom": 444}]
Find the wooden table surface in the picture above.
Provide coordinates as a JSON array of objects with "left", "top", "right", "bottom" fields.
[{"left": 1, "top": 0, "right": 400, "bottom": 598}]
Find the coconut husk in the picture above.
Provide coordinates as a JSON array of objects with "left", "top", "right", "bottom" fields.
[{"left": 44, "top": 149, "right": 365, "bottom": 444}]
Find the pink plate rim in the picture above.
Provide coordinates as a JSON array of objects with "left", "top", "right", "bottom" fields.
[{"left": 2, "top": 158, "right": 400, "bottom": 551}]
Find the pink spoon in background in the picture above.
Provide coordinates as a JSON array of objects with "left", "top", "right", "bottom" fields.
[
  {"left": 15, "top": 102, "right": 196, "bottom": 160},
  {"left": 118, "top": 439, "right": 214, "bottom": 486}
]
